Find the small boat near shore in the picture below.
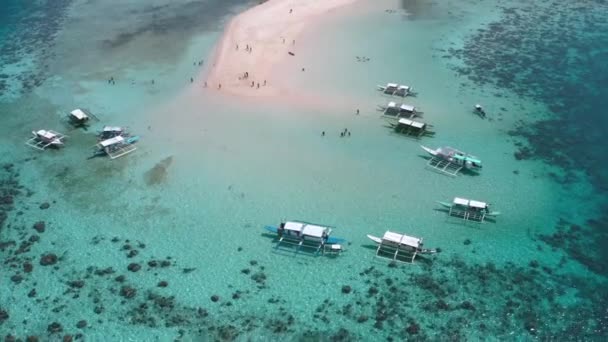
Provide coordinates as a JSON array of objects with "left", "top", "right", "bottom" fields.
[
  {"left": 367, "top": 231, "right": 438, "bottom": 263},
  {"left": 93, "top": 135, "right": 139, "bottom": 159},
  {"left": 98, "top": 126, "right": 128, "bottom": 140},
  {"left": 68, "top": 108, "right": 98, "bottom": 128},
  {"left": 437, "top": 197, "right": 500, "bottom": 222},
  {"left": 474, "top": 104, "right": 486, "bottom": 118},
  {"left": 387, "top": 118, "right": 434, "bottom": 138},
  {"left": 421, "top": 145, "right": 481, "bottom": 176},
  {"left": 377, "top": 83, "right": 412, "bottom": 97},
  {"left": 378, "top": 101, "right": 422, "bottom": 118},
  {"left": 26, "top": 130, "right": 67, "bottom": 150},
  {"left": 264, "top": 220, "right": 345, "bottom": 255}
]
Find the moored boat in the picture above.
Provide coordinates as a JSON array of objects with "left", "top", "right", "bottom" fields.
[
  {"left": 264, "top": 220, "right": 345, "bottom": 255},
  {"left": 387, "top": 118, "right": 434, "bottom": 138},
  {"left": 421, "top": 145, "right": 482, "bottom": 172},
  {"left": 377, "top": 83, "right": 412, "bottom": 97},
  {"left": 437, "top": 197, "right": 500, "bottom": 222},
  {"left": 26, "top": 130, "right": 67, "bottom": 150},
  {"left": 367, "top": 231, "right": 438, "bottom": 263}
]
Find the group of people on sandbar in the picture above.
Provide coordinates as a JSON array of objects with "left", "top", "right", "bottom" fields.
[{"left": 321, "top": 128, "right": 352, "bottom": 137}]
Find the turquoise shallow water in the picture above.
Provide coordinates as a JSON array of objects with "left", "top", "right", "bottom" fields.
[{"left": 1, "top": 0, "right": 608, "bottom": 340}]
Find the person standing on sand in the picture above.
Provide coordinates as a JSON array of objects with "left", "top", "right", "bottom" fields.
[
  {"left": 356, "top": 109, "right": 360, "bottom": 115},
  {"left": 290, "top": 9, "right": 293, "bottom": 13},
  {"left": 204, "top": 81, "right": 207, "bottom": 87},
  {"left": 257, "top": 83, "right": 260, "bottom": 89},
  {"left": 322, "top": 131, "right": 325, "bottom": 136},
  {"left": 218, "top": 83, "right": 221, "bottom": 89},
  {"left": 236, "top": 44, "right": 239, "bottom": 50},
  {"left": 263, "top": 80, "right": 266, "bottom": 86}
]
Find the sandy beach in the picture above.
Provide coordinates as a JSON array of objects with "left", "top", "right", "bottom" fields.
[{"left": 203, "top": 0, "right": 358, "bottom": 99}]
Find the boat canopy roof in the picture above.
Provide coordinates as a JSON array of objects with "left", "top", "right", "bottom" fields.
[
  {"left": 387, "top": 101, "right": 397, "bottom": 108},
  {"left": 36, "top": 130, "right": 57, "bottom": 139},
  {"left": 382, "top": 231, "right": 421, "bottom": 248},
  {"left": 453, "top": 197, "right": 469, "bottom": 206},
  {"left": 386, "top": 83, "right": 398, "bottom": 88},
  {"left": 99, "top": 135, "right": 124, "bottom": 147},
  {"left": 400, "top": 104, "right": 415, "bottom": 112},
  {"left": 469, "top": 200, "right": 487, "bottom": 209},
  {"left": 283, "top": 221, "right": 329, "bottom": 238},
  {"left": 284, "top": 221, "right": 304, "bottom": 232},
  {"left": 398, "top": 85, "right": 410, "bottom": 90},
  {"left": 398, "top": 118, "right": 425, "bottom": 128},
  {"left": 103, "top": 126, "right": 123, "bottom": 132},
  {"left": 453, "top": 197, "right": 487, "bottom": 208},
  {"left": 302, "top": 224, "right": 328, "bottom": 238},
  {"left": 70, "top": 109, "right": 88, "bottom": 120}
]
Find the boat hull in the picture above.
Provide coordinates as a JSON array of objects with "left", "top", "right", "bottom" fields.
[
  {"left": 265, "top": 226, "right": 346, "bottom": 244},
  {"left": 420, "top": 145, "right": 438, "bottom": 156}
]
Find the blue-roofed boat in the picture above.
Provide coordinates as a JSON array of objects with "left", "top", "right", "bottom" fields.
[{"left": 264, "top": 220, "right": 345, "bottom": 255}]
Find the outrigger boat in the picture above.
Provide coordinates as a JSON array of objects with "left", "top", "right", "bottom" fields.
[
  {"left": 387, "top": 118, "right": 434, "bottom": 138},
  {"left": 93, "top": 135, "right": 139, "bottom": 159},
  {"left": 474, "top": 104, "right": 486, "bottom": 118},
  {"left": 25, "top": 130, "right": 67, "bottom": 150},
  {"left": 98, "top": 126, "right": 128, "bottom": 140},
  {"left": 421, "top": 145, "right": 482, "bottom": 176},
  {"left": 376, "top": 83, "right": 413, "bottom": 97},
  {"left": 367, "top": 231, "right": 438, "bottom": 263},
  {"left": 68, "top": 108, "right": 96, "bottom": 127},
  {"left": 437, "top": 197, "right": 500, "bottom": 222},
  {"left": 378, "top": 101, "right": 422, "bottom": 118},
  {"left": 264, "top": 220, "right": 345, "bottom": 255}
]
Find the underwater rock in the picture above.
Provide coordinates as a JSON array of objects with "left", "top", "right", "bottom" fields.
[
  {"left": 28, "top": 289, "right": 37, "bottom": 298},
  {"left": 251, "top": 272, "right": 266, "bottom": 284},
  {"left": 62, "top": 335, "right": 73, "bottom": 342},
  {"left": 39, "top": 253, "right": 58, "bottom": 266},
  {"left": 68, "top": 280, "right": 85, "bottom": 288},
  {"left": 25, "top": 336, "right": 39, "bottom": 342},
  {"left": 464, "top": 239, "right": 472, "bottom": 245},
  {"left": 39, "top": 202, "right": 50, "bottom": 210},
  {"left": 10, "top": 274, "right": 23, "bottom": 284},
  {"left": 127, "top": 263, "right": 141, "bottom": 272},
  {"left": 182, "top": 268, "right": 196, "bottom": 274},
  {"left": 33, "top": 221, "right": 45, "bottom": 233},
  {"left": 157, "top": 281, "right": 168, "bottom": 288},
  {"left": 357, "top": 315, "right": 369, "bottom": 323},
  {"left": 529, "top": 260, "right": 540, "bottom": 268},
  {"left": 460, "top": 301, "right": 476, "bottom": 311},
  {"left": 47, "top": 322, "right": 63, "bottom": 333},
  {"left": 147, "top": 260, "right": 158, "bottom": 267},
  {"left": 93, "top": 306, "right": 104, "bottom": 314},
  {"left": 210, "top": 295, "right": 220, "bottom": 302},
  {"left": 127, "top": 250, "right": 138, "bottom": 258},
  {"left": 341, "top": 285, "right": 352, "bottom": 294},
  {"left": 120, "top": 286, "right": 137, "bottom": 299},
  {"left": 249, "top": 260, "right": 258, "bottom": 266},
  {"left": 241, "top": 268, "right": 251, "bottom": 275},
  {"left": 76, "top": 320, "right": 87, "bottom": 329},
  {"left": 160, "top": 260, "right": 171, "bottom": 267},
  {"left": 0, "top": 309, "right": 8, "bottom": 324},
  {"left": 114, "top": 275, "right": 126, "bottom": 282},
  {"left": 406, "top": 323, "right": 420, "bottom": 335},
  {"left": 29, "top": 235, "right": 40, "bottom": 243}
]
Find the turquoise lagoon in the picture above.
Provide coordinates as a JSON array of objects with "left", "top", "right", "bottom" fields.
[{"left": 1, "top": 0, "right": 607, "bottom": 340}]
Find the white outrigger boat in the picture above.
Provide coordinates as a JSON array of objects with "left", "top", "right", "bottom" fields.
[
  {"left": 94, "top": 135, "right": 139, "bottom": 159},
  {"left": 378, "top": 101, "right": 422, "bottom": 118},
  {"left": 68, "top": 108, "right": 96, "bottom": 127},
  {"left": 377, "top": 83, "right": 412, "bottom": 97},
  {"left": 421, "top": 145, "right": 482, "bottom": 176},
  {"left": 97, "top": 126, "right": 130, "bottom": 140},
  {"left": 265, "top": 220, "right": 345, "bottom": 256},
  {"left": 25, "top": 130, "right": 67, "bottom": 150},
  {"left": 437, "top": 197, "right": 500, "bottom": 223},
  {"left": 367, "top": 231, "right": 438, "bottom": 263},
  {"left": 387, "top": 118, "right": 434, "bottom": 138}
]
